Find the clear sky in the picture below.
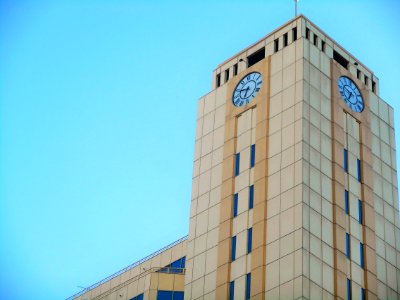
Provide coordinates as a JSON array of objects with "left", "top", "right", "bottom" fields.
[{"left": 1, "top": 1, "right": 399, "bottom": 299}]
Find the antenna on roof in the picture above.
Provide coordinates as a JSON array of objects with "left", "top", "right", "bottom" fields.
[{"left": 294, "top": 0, "right": 299, "bottom": 17}]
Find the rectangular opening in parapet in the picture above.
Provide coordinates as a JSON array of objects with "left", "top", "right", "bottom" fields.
[
  {"left": 313, "top": 34, "right": 318, "bottom": 46},
  {"left": 333, "top": 50, "right": 349, "bottom": 69},
  {"left": 248, "top": 47, "right": 265, "bottom": 67},
  {"left": 321, "top": 40, "right": 326, "bottom": 52},
  {"left": 274, "top": 39, "right": 279, "bottom": 52},
  {"left": 233, "top": 63, "right": 238, "bottom": 76},
  {"left": 306, "top": 28, "right": 310, "bottom": 39},
  {"left": 292, "top": 27, "right": 297, "bottom": 41},
  {"left": 283, "top": 33, "right": 288, "bottom": 47},
  {"left": 216, "top": 74, "right": 221, "bottom": 87},
  {"left": 225, "top": 69, "right": 230, "bottom": 82},
  {"left": 372, "top": 80, "right": 376, "bottom": 93}
]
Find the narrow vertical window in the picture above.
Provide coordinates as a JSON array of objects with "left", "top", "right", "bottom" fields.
[
  {"left": 313, "top": 34, "right": 318, "bottom": 46},
  {"left": 347, "top": 279, "right": 352, "bottom": 300},
  {"left": 357, "top": 69, "right": 361, "bottom": 79},
  {"left": 246, "top": 273, "right": 251, "bottom": 300},
  {"left": 283, "top": 33, "right": 288, "bottom": 47},
  {"left": 250, "top": 144, "right": 256, "bottom": 168},
  {"left": 305, "top": 28, "right": 310, "bottom": 39},
  {"left": 364, "top": 75, "right": 368, "bottom": 86},
  {"left": 233, "top": 63, "right": 238, "bottom": 76},
  {"left": 344, "top": 149, "right": 348, "bottom": 172},
  {"left": 229, "top": 281, "right": 235, "bottom": 300},
  {"left": 249, "top": 185, "right": 254, "bottom": 209},
  {"left": 216, "top": 74, "right": 221, "bottom": 87},
  {"left": 233, "top": 193, "right": 238, "bottom": 217},
  {"left": 360, "top": 243, "right": 365, "bottom": 269},
  {"left": 358, "top": 200, "right": 363, "bottom": 224},
  {"left": 361, "top": 288, "right": 365, "bottom": 300},
  {"left": 225, "top": 69, "right": 230, "bottom": 82},
  {"left": 274, "top": 38, "right": 279, "bottom": 52},
  {"left": 232, "top": 236, "right": 237, "bottom": 261},
  {"left": 292, "top": 27, "right": 297, "bottom": 41},
  {"left": 321, "top": 40, "right": 326, "bottom": 52},
  {"left": 372, "top": 80, "right": 376, "bottom": 93},
  {"left": 345, "top": 190, "right": 349, "bottom": 214},
  {"left": 357, "top": 159, "right": 362, "bottom": 182},
  {"left": 247, "top": 228, "right": 253, "bottom": 253},
  {"left": 346, "top": 233, "right": 351, "bottom": 258},
  {"left": 235, "top": 153, "right": 240, "bottom": 176}
]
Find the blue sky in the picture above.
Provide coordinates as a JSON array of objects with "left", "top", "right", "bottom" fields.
[{"left": 0, "top": 1, "right": 399, "bottom": 299}]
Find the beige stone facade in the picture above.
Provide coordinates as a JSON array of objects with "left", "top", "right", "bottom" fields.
[{"left": 70, "top": 15, "right": 400, "bottom": 300}]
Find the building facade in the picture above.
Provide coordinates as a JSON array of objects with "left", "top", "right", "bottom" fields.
[{"left": 70, "top": 15, "right": 400, "bottom": 300}]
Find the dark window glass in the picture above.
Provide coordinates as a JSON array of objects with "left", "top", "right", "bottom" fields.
[
  {"left": 357, "top": 69, "right": 361, "bottom": 79},
  {"left": 305, "top": 28, "right": 310, "bottom": 39},
  {"left": 361, "top": 288, "right": 365, "bottom": 300},
  {"left": 313, "top": 34, "right": 318, "bottom": 46},
  {"left": 158, "top": 256, "right": 186, "bottom": 273},
  {"left": 251, "top": 144, "right": 256, "bottom": 168},
  {"left": 248, "top": 48, "right": 265, "bottom": 67},
  {"left": 333, "top": 50, "right": 349, "bottom": 69},
  {"left": 321, "top": 40, "right": 326, "bottom": 52},
  {"left": 233, "top": 193, "right": 238, "bottom": 217},
  {"left": 225, "top": 69, "right": 229, "bottom": 82},
  {"left": 364, "top": 75, "right": 368, "bottom": 86},
  {"left": 274, "top": 39, "right": 279, "bottom": 52},
  {"left": 247, "top": 228, "right": 253, "bottom": 253},
  {"left": 346, "top": 233, "right": 351, "bottom": 258},
  {"left": 216, "top": 74, "right": 221, "bottom": 87},
  {"left": 357, "top": 159, "right": 362, "bottom": 182},
  {"left": 283, "top": 33, "right": 288, "bottom": 47},
  {"left": 372, "top": 80, "right": 376, "bottom": 93},
  {"left": 345, "top": 190, "right": 349, "bottom": 214},
  {"left": 344, "top": 149, "right": 348, "bottom": 172},
  {"left": 235, "top": 153, "right": 240, "bottom": 176},
  {"left": 246, "top": 273, "right": 251, "bottom": 300},
  {"left": 347, "top": 279, "right": 352, "bottom": 300},
  {"left": 229, "top": 281, "right": 235, "bottom": 300},
  {"left": 157, "top": 291, "right": 173, "bottom": 300},
  {"left": 292, "top": 27, "right": 297, "bottom": 41},
  {"left": 358, "top": 200, "right": 363, "bottom": 224},
  {"left": 232, "top": 236, "right": 237, "bottom": 261},
  {"left": 174, "top": 292, "right": 184, "bottom": 300},
  {"left": 249, "top": 185, "right": 254, "bottom": 209},
  {"left": 233, "top": 64, "right": 238, "bottom": 76},
  {"left": 360, "top": 243, "right": 364, "bottom": 268},
  {"left": 131, "top": 294, "right": 144, "bottom": 300}
]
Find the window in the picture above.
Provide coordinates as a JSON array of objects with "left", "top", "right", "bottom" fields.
[
  {"left": 372, "top": 80, "right": 376, "bottom": 93},
  {"left": 251, "top": 144, "right": 256, "bottom": 168},
  {"left": 248, "top": 47, "right": 265, "bottom": 67},
  {"left": 247, "top": 228, "right": 253, "bottom": 253},
  {"left": 357, "top": 159, "right": 361, "bottom": 182},
  {"left": 232, "top": 236, "right": 237, "bottom": 261},
  {"left": 274, "top": 38, "right": 279, "bottom": 52},
  {"left": 344, "top": 149, "right": 348, "bottom": 172},
  {"left": 216, "top": 74, "right": 221, "bottom": 87},
  {"left": 233, "top": 193, "right": 239, "bottom": 217},
  {"left": 346, "top": 233, "right": 351, "bottom": 258},
  {"left": 158, "top": 257, "right": 186, "bottom": 274},
  {"left": 233, "top": 63, "right": 238, "bottom": 76},
  {"left": 246, "top": 273, "right": 251, "bottom": 300},
  {"left": 321, "top": 40, "right": 326, "bottom": 52},
  {"left": 283, "top": 33, "right": 288, "bottom": 47},
  {"left": 358, "top": 200, "right": 363, "bottom": 224},
  {"left": 357, "top": 69, "right": 361, "bottom": 79},
  {"left": 361, "top": 288, "right": 365, "bottom": 300},
  {"left": 229, "top": 281, "right": 235, "bottom": 300},
  {"left": 345, "top": 190, "right": 349, "bottom": 214},
  {"left": 313, "top": 34, "right": 318, "bottom": 46},
  {"left": 225, "top": 69, "right": 230, "bottom": 82},
  {"left": 347, "top": 279, "right": 352, "bottom": 300},
  {"left": 249, "top": 185, "right": 254, "bottom": 209},
  {"left": 360, "top": 243, "right": 365, "bottom": 268},
  {"left": 306, "top": 27, "right": 310, "bottom": 39},
  {"left": 333, "top": 50, "right": 349, "bottom": 69},
  {"left": 131, "top": 294, "right": 144, "bottom": 300},
  {"left": 157, "top": 291, "right": 184, "bottom": 300},
  {"left": 364, "top": 75, "right": 368, "bottom": 86},
  {"left": 235, "top": 153, "right": 240, "bottom": 176},
  {"left": 292, "top": 27, "right": 297, "bottom": 41}
]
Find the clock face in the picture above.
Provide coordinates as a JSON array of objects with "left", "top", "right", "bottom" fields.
[
  {"left": 232, "top": 72, "right": 262, "bottom": 107},
  {"left": 338, "top": 76, "right": 364, "bottom": 113}
]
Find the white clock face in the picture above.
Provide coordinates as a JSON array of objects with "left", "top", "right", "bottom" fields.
[
  {"left": 338, "top": 76, "right": 364, "bottom": 113},
  {"left": 232, "top": 72, "right": 262, "bottom": 107}
]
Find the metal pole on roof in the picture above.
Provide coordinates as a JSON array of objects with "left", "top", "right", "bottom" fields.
[{"left": 295, "top": 0, "right": 299, "bottom": 17}]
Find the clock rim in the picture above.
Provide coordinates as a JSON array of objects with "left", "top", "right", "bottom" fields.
[
  {"left": 338, "top": 75, "right": 365, "bottom": 113},
  {"left": 232, "top": 72, "right": 263, "bottom": 107}
]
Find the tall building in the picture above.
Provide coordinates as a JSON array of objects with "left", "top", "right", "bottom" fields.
[{"left": 69, "top": 15, "right": 400, "bottom": 300}]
